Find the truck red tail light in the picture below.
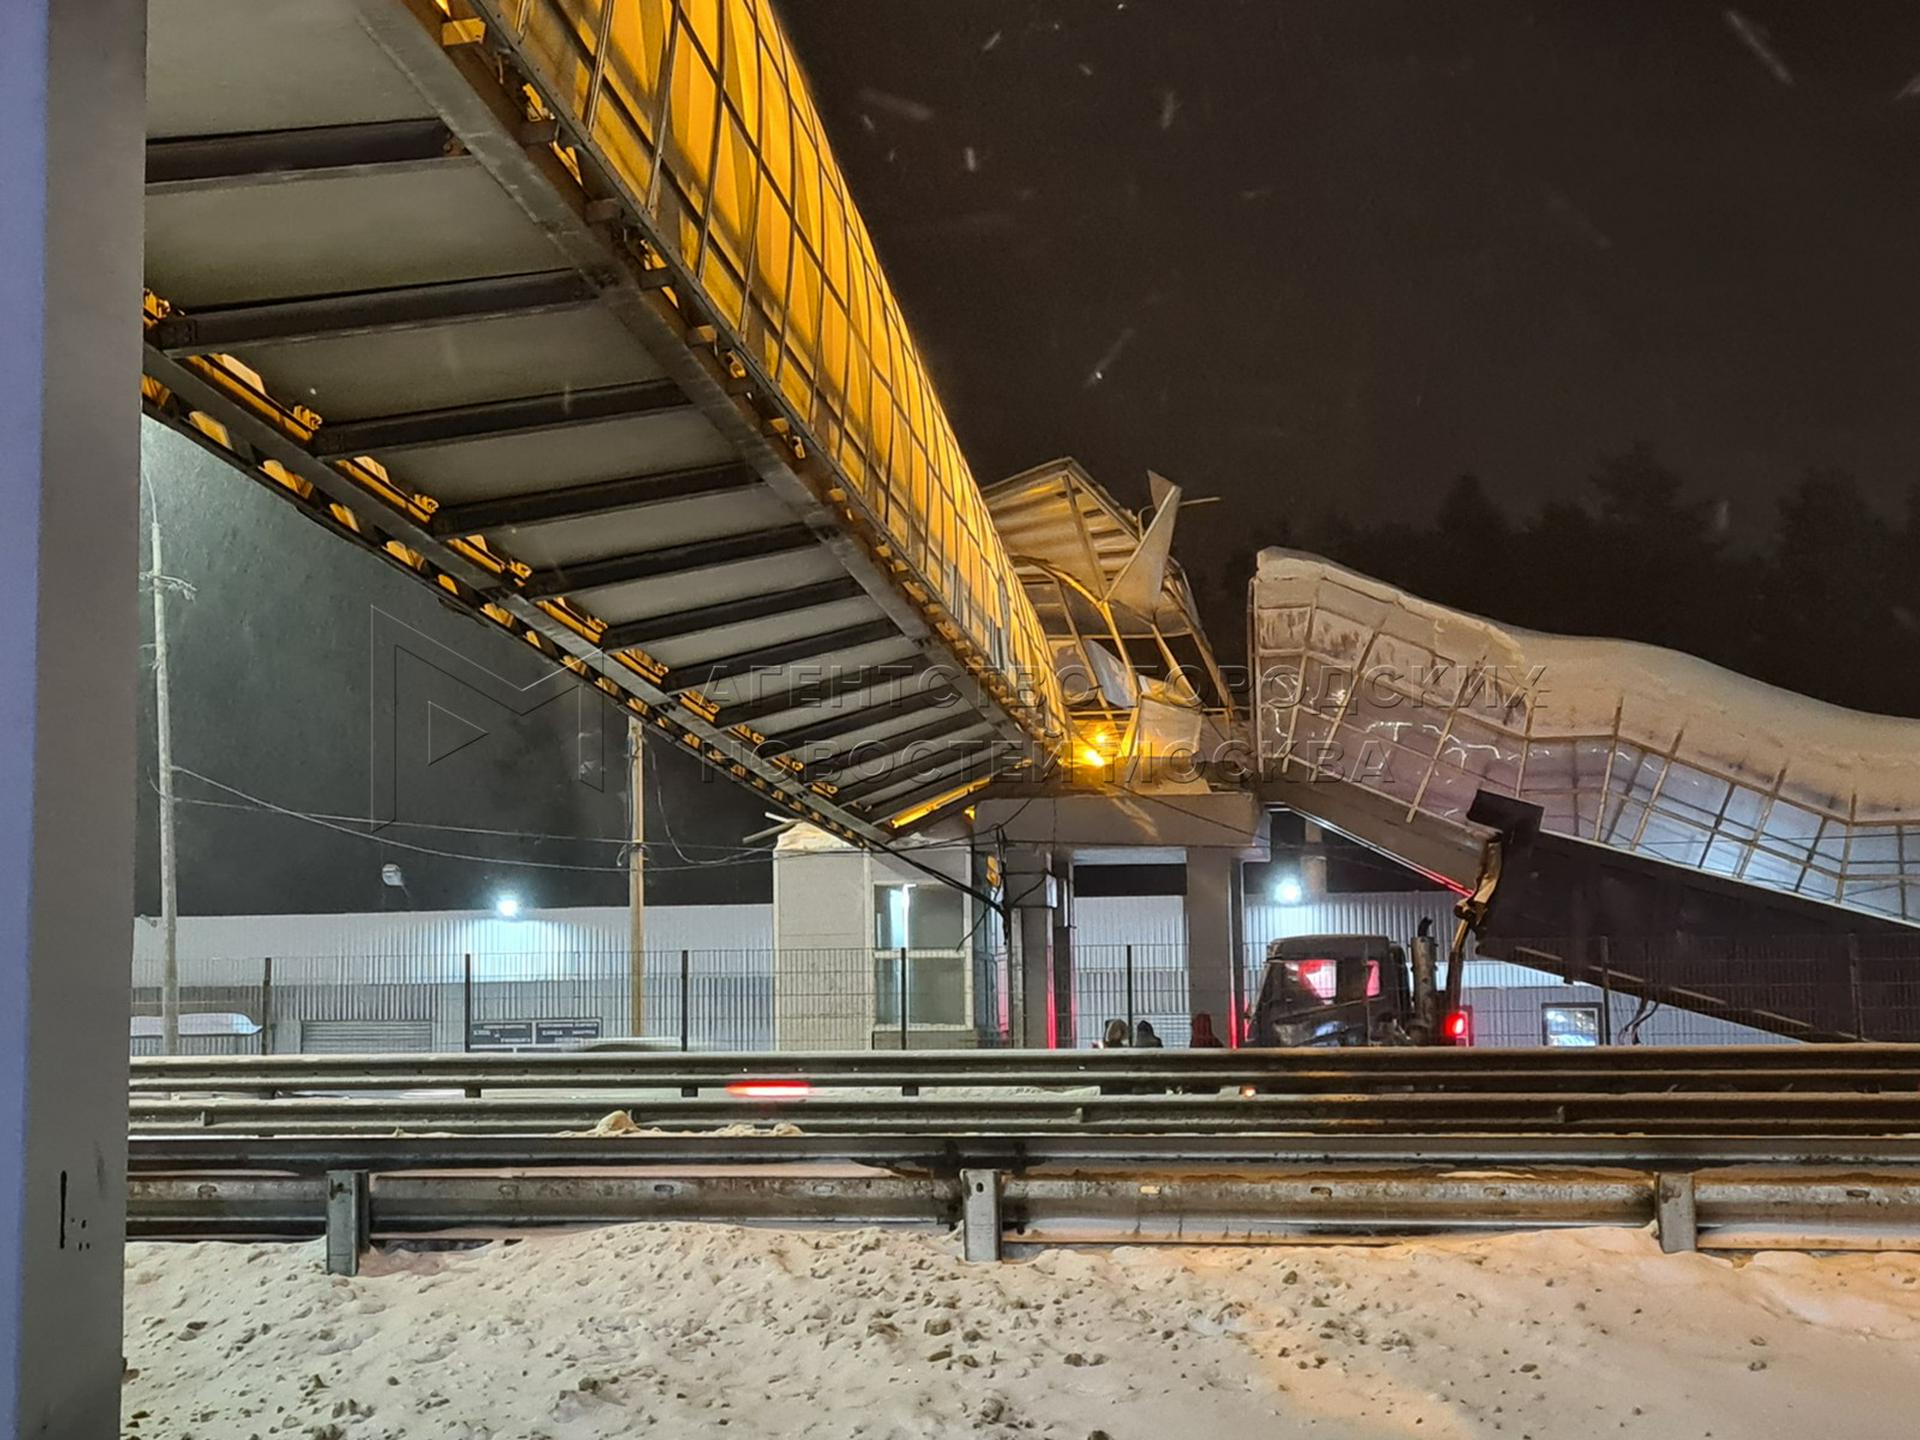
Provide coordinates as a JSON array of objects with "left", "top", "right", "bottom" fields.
[
  {"left": 1443, "top": 1008, "right": 1474, "bottom": 1046},
  {"left": 725, "top": 1081, "right": 812, "bottom": 1099}
]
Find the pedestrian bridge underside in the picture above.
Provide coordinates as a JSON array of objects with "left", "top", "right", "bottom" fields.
[
  {"left": 142, "top": 2, "right": 1920, "bottom": 1047},
  {"left": 143, "top": 0, "right": 1066, "bottom": 846}
]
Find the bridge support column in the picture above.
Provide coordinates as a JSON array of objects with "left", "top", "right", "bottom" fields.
[
  {"left": 1050, "top": 848, "right": 1076, "bottom": 1049},
  {"left": 1005, "top": 849, "right": 1059, "bottom": 1047},
  {"left": 1186, "top": 849, "right": 1244, "bottom": 1045},
  {"left": 0, "top": 0, "right": 145, "bottom": 1432}
]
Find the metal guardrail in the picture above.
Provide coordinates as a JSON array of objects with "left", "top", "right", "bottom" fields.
[
  {"left": 128, "top": 1090, "right": 1920, "bottom": 1137},
  {"left": 126, "top": 1042, "right": 1920, "bottom": 1094},
  {"left": 124, "top": 1158, "right": 1920, "bottom": 1265},
  {"left": 125, "top": 1131, "right": 1920, "bottom": 1174},
  {"left": 128, "top": 1046, "right": 1920, "bottom": 1135},
  {"left": 127, "top": 1047, "right": 1920, "bottom": 1268}
]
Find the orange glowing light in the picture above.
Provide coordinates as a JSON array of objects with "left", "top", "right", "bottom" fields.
[{"left": 725, "top": 1081, "right": 813, "bottom": 1099}]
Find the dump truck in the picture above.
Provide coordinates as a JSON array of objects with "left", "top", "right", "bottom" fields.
[{"left": 1248, "top": 923, "right": 1472, "bottom": 1047}]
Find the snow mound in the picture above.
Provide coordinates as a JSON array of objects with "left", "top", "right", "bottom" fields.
[{"left": 124, "top": 1221, "right": 1920, "bottom": 1438}]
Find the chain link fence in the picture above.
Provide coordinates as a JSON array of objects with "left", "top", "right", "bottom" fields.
[{"left": 130, "top": 946, "right": 1010, "bottom": 1055}]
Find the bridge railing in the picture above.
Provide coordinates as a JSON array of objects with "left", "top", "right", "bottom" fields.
[{"left": 486, "top": 0, "right": 1062, "bottom": 745}]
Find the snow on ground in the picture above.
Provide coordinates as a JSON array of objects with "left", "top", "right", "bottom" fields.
[{"left": 123, "top": 1223, "right": 1920, "bottom": 1440}]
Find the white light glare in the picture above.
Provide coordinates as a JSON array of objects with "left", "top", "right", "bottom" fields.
[
  {"left": 494, "top": 893, "right": 522, "bottom": 920},
  {"left": 1273, "top": 876, "right": 1304, "bottom": 905}
]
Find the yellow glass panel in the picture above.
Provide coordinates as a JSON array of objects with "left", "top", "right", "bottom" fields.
[
  {"left": 517, "top": 0, "right": 1065, "bottom": 738},
  {"left": 666, "top": 48, "right": 718, "bottom": 199},
  {"left": 753, "top": 174, "right": 790, "bottom": 310},
  {"left": 757, "top": 44, "right": 791, "bottom": 198},
  {"left": 818, "top": 294, "right": 849, "bottom": 405},
  {"left": 605, "top": 0, "right": 673, "bottom": 131},
  {"left": 710, "top": 109, "right": 753, "bottom": 258},
  {"left": 720, "top": 5, "right": 757, "bottom": 123},
  {"left": 787, "top": 247, "right": 821, "bottom": 356},
  {"left": 681, "top": 0, "right": 721, "bottom": 69},
  {"left": 793, "top": 128, "right": 822, "bottom": 238},
  {"left": 820, "top": 182, "right": 849, "bottom": 299}
]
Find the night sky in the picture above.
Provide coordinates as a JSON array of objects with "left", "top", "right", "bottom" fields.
[{"left": 781, "top": 1, "right": 1920, "bottom": 553}]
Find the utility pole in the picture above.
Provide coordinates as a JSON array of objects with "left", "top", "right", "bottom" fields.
[
  {"left": 150, "top": 496, "right": 181, "bottom": 1056},
  {"left": 628, "top": 716, "right": 646, "bottom": 1038}
]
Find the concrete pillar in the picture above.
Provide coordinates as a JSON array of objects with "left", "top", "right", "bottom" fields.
[
  {"left": 771, "top": 835, "right": 873, "bottom": 1050},
  {"left": 1049, "top": 848, "right": 1075, "bottom": 1049},
  {"left": 1228, "top": 853, "right": 1247, "bottom": 1045},
  {"left": 0, "top": 0, "right": 145, "bottom": 1431},
  {"left": 1004, "top": 849, "right": 1057, "bottom": 1047},
  {"left": 1301, "top": 820, "right": 1329, "bottom": 900},
  {"left": 1186, "top": 849, "right": 1240, "bottom": 1047}
]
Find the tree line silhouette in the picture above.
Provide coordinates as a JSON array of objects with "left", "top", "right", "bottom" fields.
[{"left": 1197, "top": 444, "right": 1920, "bottom": 720}]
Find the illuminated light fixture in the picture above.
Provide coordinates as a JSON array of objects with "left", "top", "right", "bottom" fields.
[
  {"left": 886, "top": 772, "right": 995, "bottom": 830},
  {"left": 725, "top": 1081, "right": 812, "bottom": 1099},
  {"left": 494, "top": 893, "right": 522, "bottom": 920},
  {"left": 1273, "top": 875, "right": 1304, "bottom": 905},
  {"left": 1079, "top": 746, "right": 1108, "bottom": 770}
]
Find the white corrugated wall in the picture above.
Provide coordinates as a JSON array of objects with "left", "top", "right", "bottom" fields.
[{"left": 131, "top": 903, "right": 775, "bottom": 985}]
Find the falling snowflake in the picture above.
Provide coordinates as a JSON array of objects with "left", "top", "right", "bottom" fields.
[{"left": 1724, "top": 9, "right": 1792, "bottom": 86}]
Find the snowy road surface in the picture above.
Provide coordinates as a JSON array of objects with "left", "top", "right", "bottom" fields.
[{"left": 123, "top": 1224, "right": 1920, "bottom": 1439}]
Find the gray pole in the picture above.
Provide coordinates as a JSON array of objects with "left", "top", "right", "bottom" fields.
[
  {"left": 628, "top": 717, "right": 646, "bottom": 1038},
  {"left": 0, "top": 0, "right": 145, "bottom": 1425},
  {"left": 148, "top": 497, "right": 181, "bottom": 1056}
]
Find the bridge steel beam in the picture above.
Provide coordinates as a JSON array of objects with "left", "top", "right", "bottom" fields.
[
  {"left": 431, "top": 461, "right": 756, "bottom": 536},
  {"left": 149, "top": 270, "right": 597, "bottom": 356},
  {"left": 523, "top": 525, "right": 819, "bottom": 598},
  {"left": 768, "top": 681, "right": 961, "bottom": 751},
  {"left": 670, "top": 620, "right": 902, "bottom": 693},
  {"left": 600, "top": 577, "right": 864, "bottom": 652},
  {"left": 0, "top": 0, "right": 144, "bottom": 1432},
  {"left": 309, "top": 378, "right": 689, "bottom": 457},
  {"left": 145, "top": 118, "right": 460, "bottom": 193},
  {"left": 801, "top": 711, "right": 991, "bottom": 783},
  {"left": 717, "top": 657, "right": 936, "bottom": 731},
  {"left": 842, "top": 749, "right": 1009, "bottom": 813}
]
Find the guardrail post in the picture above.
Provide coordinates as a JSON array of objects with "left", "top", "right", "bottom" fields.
[
  {"left": 326, "top": 1170, "right": 371, "bottom": 1276},
  {"left": 899, "top": 947, "right": 910, "bottom": 1052},
  {"left": 1656, "top": 1171, "right": 1697, "bottom": 1253},
  {"left": 259, "top": 955, "right": 273, "bottom": 1056},
  {"left": 680, "top": 949, "right": 691, "bottom": 1053},
  {"left": 961, "top": 1169, "right": 1002, "bottom": 1262}
]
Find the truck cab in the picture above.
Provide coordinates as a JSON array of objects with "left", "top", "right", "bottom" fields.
[{"left": 1250, "top": 934, "right": 1418, "bottom": 1048}]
